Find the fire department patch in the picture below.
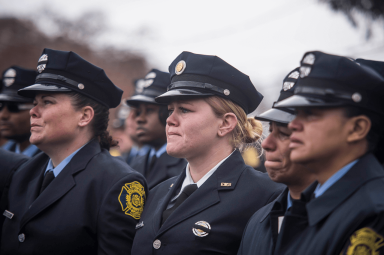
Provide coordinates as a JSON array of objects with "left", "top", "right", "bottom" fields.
[
  {"left": 118, "top": 181, "right": 145, "bottom": 219},
  {"left": 344, "top": 228, "right": 384, "bottom": 255}
]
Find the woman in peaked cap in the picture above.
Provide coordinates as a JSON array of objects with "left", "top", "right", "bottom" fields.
[
  {"left": 272, "top": 51, "right": 384, "bottom": 255},
  {"left": 0, "top": 48, "right": 148, "bottom": 255},
  {"left": 131, "top": 51, "right": 284, "bottom": 255}
]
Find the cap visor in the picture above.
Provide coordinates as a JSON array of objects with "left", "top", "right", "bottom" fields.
[
  {"left": 0, "top": 93, "right": 32, "bottom": 102},
  {"left": 255, "top": 108, "right": 295, "bottom": 124},
  {"left": 273, "top": 95, "right": 344, "bottom": 109},
  {"left": 126, "top": 95, "right": 159, "bottom": 106},
  {"left": 155, "top": 89, "right": 215, "bottom": 104},
  {"left": 18, "top": 84, "right": 72, "bottom": 98}
]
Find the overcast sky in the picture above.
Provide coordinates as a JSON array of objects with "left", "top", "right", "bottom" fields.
[{"left": 2, "top": 0, "right": 384, "bottom": 113}]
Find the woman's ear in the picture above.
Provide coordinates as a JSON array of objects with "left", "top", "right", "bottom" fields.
[
  {"left": 218, "top": 113, "right": 237, "bottom": 137},
  {"left": 78, "top": 106, "right": 95, "bottom": 127},
  {"left": 346, "top": 115, "right": 371, "bottom": 143}
]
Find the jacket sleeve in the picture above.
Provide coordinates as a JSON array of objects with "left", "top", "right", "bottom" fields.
[{"left": 97, "top": 173, "right": 148, "bottom": 255}]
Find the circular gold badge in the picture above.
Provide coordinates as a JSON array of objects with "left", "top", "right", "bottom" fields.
[{"left": 175, "top": 60, "right": 186, "bottom": 75}]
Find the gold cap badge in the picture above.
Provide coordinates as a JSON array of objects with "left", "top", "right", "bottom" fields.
[{"left": 175, "top": 60, "right": 186, "bottom": 75}]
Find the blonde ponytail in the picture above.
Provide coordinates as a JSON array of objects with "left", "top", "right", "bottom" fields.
[{"left": 204, "top": 96, "right": 263, "bottom": 150}]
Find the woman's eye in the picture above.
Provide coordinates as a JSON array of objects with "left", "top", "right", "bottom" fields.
[
  {"left": 44, "top": 101, "right": 52, "bottom": 105},
  {"left": 180, "top": 107, "right": 190, "bottom": 113},
  {"left": 168, "top": 109, "right": 174, "bottom": 116}
]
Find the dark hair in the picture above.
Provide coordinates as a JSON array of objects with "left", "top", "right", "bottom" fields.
[
  {"left": 67, "top": 92, "right": 118, "bottom": 150},
  {"left": 344, "top": 106, "right": 384, "bottom": 163}
]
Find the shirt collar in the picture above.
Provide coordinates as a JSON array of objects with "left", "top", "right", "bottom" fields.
[
  {"left": 138, "top": 145, "right": 152, "bottom": 156},
  {"left": 148, "top": 143, "right": 167, "bottom": 164},
  {"left": 314, "top": 159, "right": 359, "bottom": 198},
  {"left": 150, "top": 143, "right": 167, "bottom": 158},
  {"left": 45, "top": 143, "right": 87, "bottom": 177},
  {"left": 173, "top": 150, "right": 235, "bottom": 201},
  {"left": 286, "top": 190, "right": 293, "bottom": 211},
  {"left": 1, "top": 140, "right": 15, "bottom": 150},
  {"left": 15, "top": 143, "right": 39, "bottom": 157}
]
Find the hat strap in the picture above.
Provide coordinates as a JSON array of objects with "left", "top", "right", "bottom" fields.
[
  {"left": 168, "top": 81, "right": 226, "bottom": 95},
  {"left": 36, "top": 73, "right": 81, "bottom": 88}
]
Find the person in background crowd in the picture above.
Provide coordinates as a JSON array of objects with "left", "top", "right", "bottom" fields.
[
  {"left": 132, "top": 51, "right": 284, "bottom": 255},
  {"left": 109, "top": 103, "right": 135, "bottom": 158},
  {"left": 0, "top": 66, "right": 39, "bottom": 156},
  {"left": 127, "top": 69, "right": 187, "bottom": 189},
  {"left": 237, "top": 67, "right": 316, "bottom": 255},
  {"left": 271, "top": 51, "right": 384, "bottom": 255},
  {"left": 1, "top": 48, "right": 147, "bottom": 255}
]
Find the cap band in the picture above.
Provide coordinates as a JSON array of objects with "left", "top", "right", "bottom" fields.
[
  {"left": 36, "top": 73, "right": 81, "bottom": 88},
  {"left": 168, "top": 81, "right": 227, "bottom": 95},
  {"left": 295, "top": 86, "right": 356, "bottom": 101}
]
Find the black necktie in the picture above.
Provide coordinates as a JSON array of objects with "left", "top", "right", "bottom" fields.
[
  {"left": 148, "top": 155, "right": 157, "bottom": 172},
  {"left": 40, "top": 171, "right": 55, "bottom": 194},
  {"left": 162, "top": 184, "right": 198, "bottom": 225}
]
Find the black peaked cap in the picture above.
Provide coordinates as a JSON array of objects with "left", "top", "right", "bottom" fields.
[
  {"left": 274, "top": 51, "right": 384, "bottom": 116},
  {"left": 155, "top": 51, "right": 263, "bottom": 114},
  {"left": 255, "top": 67, "right": 299, "bottom": 124},
  {"left": 18, "top": 48, "right": 123, "bottom": 108},
  {"left": 356, "top": 58, "right": 384, "bottom": 78},
  {"left": 0, "top": 66, "right": 37, "bottom": 102},
  {"left": 126, "top": 69, "right": 170, "bottom": 106}
]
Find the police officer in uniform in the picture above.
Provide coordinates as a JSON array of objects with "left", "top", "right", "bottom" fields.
[
  {"left": 271, "top": 51, "right": 384, "bottom": 255},
  {"left": 131, "top": 52, "right": 284, "bottom": 255},
  {"left": 237, "top": 68, "right": 315, "bottom": 255},
  {"left": 0, "top": 66, "right": 39, "bottom": 156},
  {"left": 127, "top": 69, "right": 187, "bottom": 189},
  {"left": 0, "top": 48, "right": 147, "bottom": 255}
]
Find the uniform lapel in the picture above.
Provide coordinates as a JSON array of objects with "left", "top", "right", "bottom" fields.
[
  {"left": 157, "top": 150, "right": 245, "bottom": 236},
  {"left": 19, "top": 140, "right": 101, "bottom": 230},
  {"left": 152, "top": 171, "right": 186, "bottom": 232},
  {"left": 22, "top": 154, "right": 50, "bottom": 213},
  {"left": 306, "top": 153, "right": 384, "bottom": 227}
]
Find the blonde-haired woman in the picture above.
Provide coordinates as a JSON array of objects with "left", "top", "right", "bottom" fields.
[{"left": 132, "top": 52, "right": 284, "bottom": 255}]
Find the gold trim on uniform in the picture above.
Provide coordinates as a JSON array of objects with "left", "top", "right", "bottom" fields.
[
  {"left": 344, "top": 227, "right": 384, "bottom": 255},
  {"left": 118, "top": 181, "right": 146, "bottom": 219}
]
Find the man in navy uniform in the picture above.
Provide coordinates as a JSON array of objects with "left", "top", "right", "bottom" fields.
[
  {"left": 237, "top": 68, "right": 316, "bottom": 255},
  {"left": 271, "top": 51, "right": 384, "bottom": 255},
  {"left": 0, "top": 66, "right": 39, "bottom": 156},
  {"left": 127, "top": 69, "right": 187, "bottom": 189}
]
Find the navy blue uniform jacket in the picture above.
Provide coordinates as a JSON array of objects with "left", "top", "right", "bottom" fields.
[
  {"left": 274, "top": 153, "right": 384, "bottom": 255},
  {"left": 131, "top": 150, "right": 284, "bottom": 255},
  {"left": 237, "top": 188, "right": 289, "bottom": 255},
  {"left": 130, "top": 151, "right": 187, "bottom": 190},
  {"left": 0, "top": 140, "right": 148, "bottom": 255},
  {"left": 0, "top": 149, "right": 29, "bottom": 244}
]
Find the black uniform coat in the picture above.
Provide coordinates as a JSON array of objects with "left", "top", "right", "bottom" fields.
[
  {"left": 0, "top": 149, "right": 29, "bottom": 199},
  {"left": 0, "top": 149, "right": 29, "bottom": 243},
  {"left": 274, "top": 153, "right": 384, "bottom": 255},
  {"left": 237, "top": 188, "right": 289, "bottom": 255},
  {"left": 130, "top": 150, "right": 187, "bottom": 190},
  {"left": 0, "top": 140, "right": 148, "bottom": 255},
  {"left": 131, "top": 150, "right": 285, "bottom": 255}
]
